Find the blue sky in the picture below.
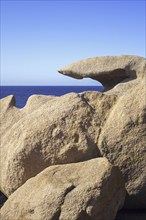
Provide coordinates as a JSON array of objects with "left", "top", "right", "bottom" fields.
[{"left": 1, "top": 0, "right": 145, "bottom": 86}]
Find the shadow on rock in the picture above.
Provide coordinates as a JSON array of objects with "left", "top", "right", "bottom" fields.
[
  {"left": 0, "top": 191, "right": 7, "bottom": 208},
  {"left": 115, "top": 210, "right": 146, "bottom": 220}
]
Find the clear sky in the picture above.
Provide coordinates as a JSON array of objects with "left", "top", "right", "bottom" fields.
[{"left": 1, "top": 0, "right": 145, "bottom": 86}]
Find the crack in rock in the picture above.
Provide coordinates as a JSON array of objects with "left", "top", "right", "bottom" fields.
[{"left": 58, "top": 184, "right": 76, "bottom": 220}]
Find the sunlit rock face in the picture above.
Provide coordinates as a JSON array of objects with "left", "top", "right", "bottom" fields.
[
  {"left": 58, "top": 55, "right": 145, "bottom": 91},
  {"left": 58, "top": 55, "right": 146, "bottom": 209},
  {"left": 1, "top": 158, "right": 126, "bottom": 220},
  {"left": 98, "top": 80, "right": 146, "bottom": 209},
  {"left": 0, "top": 92, "right": 117, "bottom": 197},
  {"left": 0, "top": 55, "right": 145, "bottom": 215}
]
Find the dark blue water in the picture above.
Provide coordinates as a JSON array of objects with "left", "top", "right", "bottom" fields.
[{"left": 0, "top": 86, "right": 103, "bottom": 108}]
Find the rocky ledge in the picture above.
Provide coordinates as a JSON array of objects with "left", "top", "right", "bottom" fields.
[
  {"left": 58, "top": 55, "right": 145, "bottom": 91},
  {"left": 0, "top": 55, "right": 146, "bottom": 220}
]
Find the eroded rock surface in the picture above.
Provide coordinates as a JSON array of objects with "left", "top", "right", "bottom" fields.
[
  {"left": 58, "top": 55, "right": 145, "bottom": 90},
  {"left": 0, "top": 92, "right": 116, "bottom": 197},
  {"left": 98, "top": 81, "right": 146, "bottom": 209},
  {"left": 0, "top": 55, "right": 145, "bottom": 212},
  {"left": 0, "top": 158, "right": 125, "bottom": 220},
  {"left": 58, "top": 55, "right": 146, "bottom": 209}
]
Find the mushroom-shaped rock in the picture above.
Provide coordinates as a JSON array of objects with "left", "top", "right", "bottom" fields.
[
  {"left": 1, "top": 158, "right": 126, "bottom": 220},
  {"left": 58, "top": 55, "right": 146, "bottom": 90}
]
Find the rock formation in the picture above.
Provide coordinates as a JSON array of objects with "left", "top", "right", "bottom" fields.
[
  {"left": 58, "top": 55, "right": 146, "bottom": 209},
  {"left": 98, "top": 80, "right": 146, "bottom": 209},
  {"left": 0, "top": 158, "right": 125, "bottom": 220},
  {"left": 0, "top": 92, "right": 116, "bottom": 197},
  {"left": 0, "top": 55, "right": 145, "bottom": 219},
  {"left": 58, "top": 55, "right": 145, "bottom": 91}
]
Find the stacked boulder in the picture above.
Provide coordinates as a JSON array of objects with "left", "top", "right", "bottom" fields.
[{"left": 0, "top": 55, "right": 145, "bottom": 220}]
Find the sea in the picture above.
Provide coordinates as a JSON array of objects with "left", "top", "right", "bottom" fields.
[{"left": 0, "top": 86, "right": 103, "bottom": 108}]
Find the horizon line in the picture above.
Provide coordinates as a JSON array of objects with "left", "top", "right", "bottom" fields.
[{"left": 0, "top": 85, "right": 102, "bottom": 87}]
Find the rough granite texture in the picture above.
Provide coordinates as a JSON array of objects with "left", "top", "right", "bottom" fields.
[
  {"left": 0, "top": 92, "right": 116, "bottom": 197},
  {"left": 58, "top": 55, "right": 146, "bottom": 209},
  {"left": 58, "top": 55, "right": 145, "bottom": 91},
  {"left": 0, "top": 55, "right": 146, "bottom": 214},
  {"left": 0, "top": 158, "right": 125, "bottom": 220}
]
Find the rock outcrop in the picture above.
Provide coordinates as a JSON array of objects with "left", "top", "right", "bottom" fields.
[
  {"left": 98, "top": 81, "right": 146, "bottom": 209},
  {"left": 0, "top": 158, "right": 126, "bottom": 220},
  {"left": 58, "top": 55, "right": 145, "bottom": 91},
  {"left": 0, "top": 55, "right": 145, "bottom": 214},
  {"left": 58, "top": 55, "right": 146, "bottom": 209},
  {"left": 0, "top": 92, "right": 116, "bottom": 197}
]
